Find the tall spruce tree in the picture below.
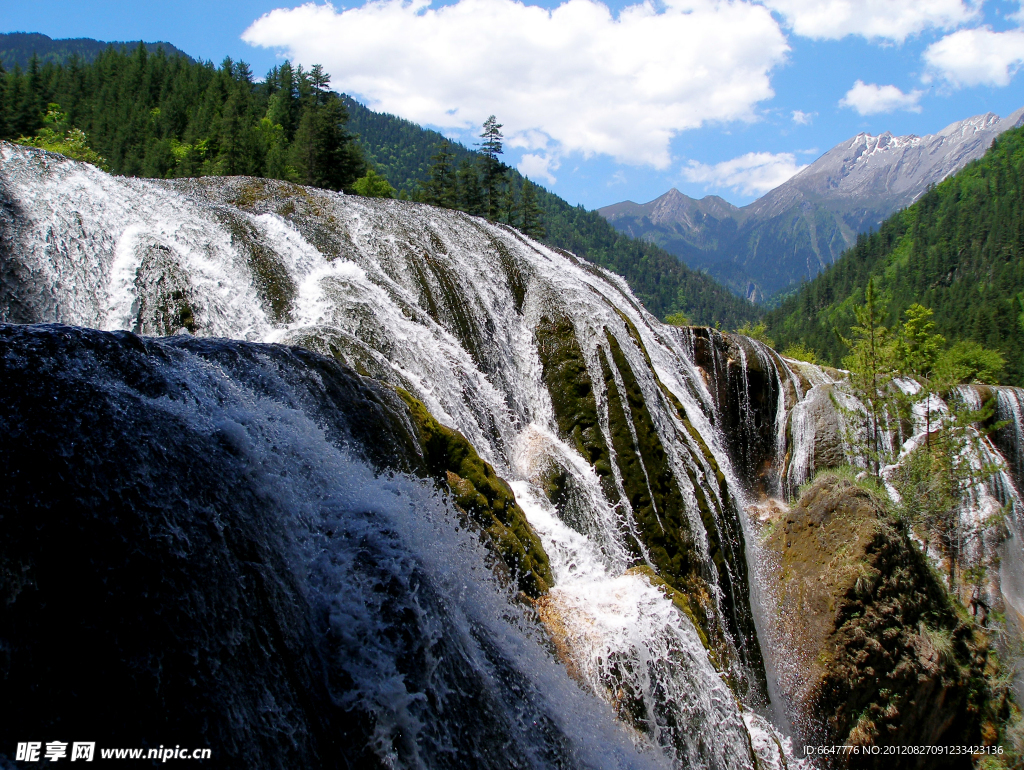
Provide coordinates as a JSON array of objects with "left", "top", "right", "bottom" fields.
[
  {"left": 289, "top": 69, "right": 365, "bottom": 191},
  {"left": 478, "top": 115, "right": 506, "bottom": 220},
  {"left": 519, "top": 179, "right": 545, "bottom": 238},
  {"left": 422, "top": 140, "right": 457, "bottom": 208},
  {"left": 457, "top": 157, "right": 485, "bottom": 216},
  {"left": 839, "top": 279, "right": 897, "bottom": 477}
]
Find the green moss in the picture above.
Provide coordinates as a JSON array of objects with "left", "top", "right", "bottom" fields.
[
  {"left": 491, "top": 236, "right": 527, "bottom": 315},
  {"left": 601, "top": 330, "right": 768, "bottom": 697},
  {"left": 228, "top": 178, "right": 277, "bottom": 210},
  {"left": 396, "top": 388, "right": 552, "bottom": 597},
  {"left": 534, "top": 315, "right": 619, "bottom": 503},
  {"left": 628, "top": 565, "right": 712, "bottom": 653},
  {"left": 601, "top": 332, "right": 695, "bottom": 580},
  {"left": 227, "top": 179, "right": 343, "bottom": 260},
  {"left": 217, "top": 210, "right": 296, "bottom": 324},
  {"left": 404, "top": 250, "right": 492, "bottom": 372}
]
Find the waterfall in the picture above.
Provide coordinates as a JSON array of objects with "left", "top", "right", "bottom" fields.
[
  {"left": 995, "top": 387, "right": 1024, "bottom": 491},
  {"left": 0, "top": 325, "right": 670, "bottom": 770},
  {"left": 0, "top": 144, "right": 793, "bottom": 768}
]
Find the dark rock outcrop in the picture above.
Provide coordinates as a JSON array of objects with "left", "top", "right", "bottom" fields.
[
  {"left": 0, "top": 323, "right": 555, "bottom": 768},
  {"left": 766, "top": 474, "right": 991, "bottom": 768}
]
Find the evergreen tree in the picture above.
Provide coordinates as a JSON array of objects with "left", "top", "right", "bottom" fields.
[
  {"left": 890, "top": 304, "right": 945, "bottom": 448},
  {"left": 478, "top": 115, "right": 506, "bottom": 220},
  {"left": 498, "top": 181, "right": 516, "bottom": 225},
  {"left": 422, "top": 140, "right": 457, "bottom": 208},
  {"left": 518, "top": 179, "right": 545, "bottom": 238},
  {"left": 839, "top": 279, "right": 897, "bottom": 477},
  {"left": 457, "top": 157, "right": 485, "bottom": 216},
  {"left": 290, "top": 94, "right": 365, "bottom": 191}
]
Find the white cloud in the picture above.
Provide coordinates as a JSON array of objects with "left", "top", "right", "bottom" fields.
[
  {"left": 839, "top": 80, "right": 924, "bottom": 114},
  {"left": 518, "top": 153, "right": 560, "bottom": 184},
  {"left": 923, "top": 26, "right": 1024, "bottom": 87},
  {"left": 243, "top": 0, "right": 789, "bottom": 168},
  {"left": 682, "top": 151, "right": 807, "bottom": 195},
  {"left": 762, "top": 0, "right": 977, "bottom": 42},
  {"left": 791, "top": 109, "right": 815, "bottom": 124}
]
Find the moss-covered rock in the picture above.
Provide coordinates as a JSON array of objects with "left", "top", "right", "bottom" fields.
[
  {"left": 597, "top": 332, "right": 767, "bottom": 691},
  {"left": 534, "top": 315, "right": 618, "bottom": 503},
  {"left": 687, "top": 326, "right": 784, "bottom": 492},
  {"left": 396, "top": 389, "right": 552, "bottom": 597},
  {"left": 767, "top": 473, "right": 991, "bottom": 766},
  {"left": 215, "top": 208, "right": 296, "bottom": 324},
  {"left": 627, "top": 565, "right": 713, "bottom": 655},
  {"left": 600, "top": 332, "right": 694, "bottom": 581},
  {"left": 534, "top": 314, "right": 767, "bottom": 696}
]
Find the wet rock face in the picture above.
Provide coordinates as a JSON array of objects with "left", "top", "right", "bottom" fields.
[
  {"left": 766, "top": 476, "right": 989, "bottom": 767},
  {"left": 990, "top": 387, "right": 1024, "bottom": 492},
  {"left": 795, "top": 385, "right": 846, "bottom": 471},
  {"left": 0, "top": 325, "right": 406, "bottom": 769},
  {"left": 0, "top": 324, "right": 560, "bottom": 769},
  {"left": 687, "top": 327, "right": 782, "bottom": 494},
  {"left": 396, "top": 387, "right": 553, "bottom": 597}
]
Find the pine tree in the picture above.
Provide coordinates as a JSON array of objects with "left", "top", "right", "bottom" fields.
[
  {"left": 894, "top": 304, "right": 945, "bottom": 448},
  {"left": 478, "top": 115, "right": 506, "bottom": 220},
  {"left": 422, "top": 140, "right": 457, "bottom": 208},
  {"left": 839, "top": 279, "right": 897, "bottom": 477},
  {"left": 457, "top": 157, "right": 484, "bottom": 216},
  {"left": 518, "top": 179, "right": 545, "bottom": 238},
  {"left": 289, "top": 95, "right": 365, "bottom": 191}
]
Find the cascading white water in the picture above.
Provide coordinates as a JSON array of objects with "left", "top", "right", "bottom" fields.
[
  {"left": 0, "top": 144, "right": 794, "bottom": 768},
  {"left": 996, "top": 388, "right": 1024, "bottom": 488}
]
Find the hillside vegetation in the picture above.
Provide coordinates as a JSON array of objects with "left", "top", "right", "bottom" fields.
[
  {"left": 765, "top": 126, "right": 1024, "bottom": 385},
  {"left": 0, "top": 32, "right": 191, "bottom": 69}
]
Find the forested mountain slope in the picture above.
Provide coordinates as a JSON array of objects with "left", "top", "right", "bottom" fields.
[
  {"left": 764, "top": 125, "right": 1024, "bottom": 385},
  {"left": 0, "top": 46, "right": 366, "bottom": 189},
  {"left": 0, "top": 32, "right": 191, "bottom": 69}
]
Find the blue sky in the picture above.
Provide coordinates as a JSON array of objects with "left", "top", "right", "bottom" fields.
[{"left": 3, "top": 0, "right": 1023, "bottom": 209}]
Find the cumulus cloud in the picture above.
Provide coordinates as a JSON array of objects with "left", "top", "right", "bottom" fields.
[
  {"left": 762, "top": 0, "right": 977, "bottom": 42},
  {"left": 839, "top": 80, "right": 924, "bottom": 114},
  {"left": 682, "top": 152, "right": 807, "bottom": 196},
  {"left": 242, "top": 0, "right": 789, "bottom": 168},
  {"left": 923, "top": 26, "right": 1024, "bottom": 87},
  {"left": 791, "top": 109, "right": 815, "bottom": 124},
  {"left": 518, "top": 153, "right": 560, "bottom": 184}
]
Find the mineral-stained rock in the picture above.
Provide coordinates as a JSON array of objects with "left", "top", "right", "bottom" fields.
[{"left": 766, "top": 474, "right": 990, "bottom": 768}]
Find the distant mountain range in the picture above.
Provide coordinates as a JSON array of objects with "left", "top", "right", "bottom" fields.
[
  {"left": 0, "top": 32, "right": 191, "bottom": 70},
  {"left": 600, "top": 107, "right": 1024, "bottom": 303},
  {"left": 764, "top": 123, "right": 1024, "bottom": 386}
]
